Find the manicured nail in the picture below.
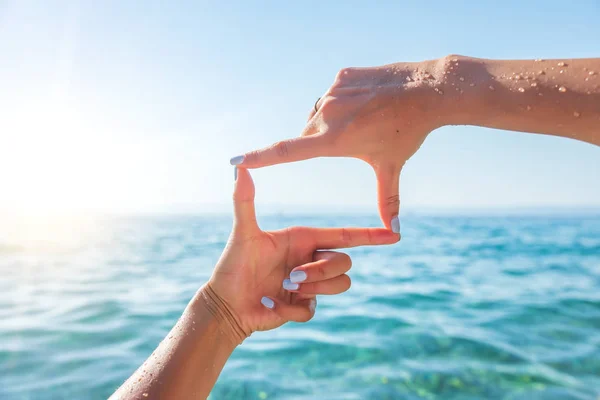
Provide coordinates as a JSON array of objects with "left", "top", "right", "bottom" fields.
[
  {"left": 234, "top": 166, "right": 238, "bottom": 181},
  {"left": 308, "top": 299, "right": 316, "bottom": 313},
  {"left": 230, "top": 155, "right": 244, "bottom": 165},
  {"left": 282, "top": 279, "right": 299, "bottom": 291},
  {"left": 261, "top": 296, "right": 274, "bottom": 309},
  {"left": 289, "top": 270, "right": 307, "bottom": 283},
  {"left": 391, "top": 216, "right": 400, "bottom": 234}
]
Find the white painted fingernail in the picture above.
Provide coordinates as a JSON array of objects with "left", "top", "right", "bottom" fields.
[
  {"left": 282, "top": 279, "right": 299, "bottom": 291},
  {"left": 261, "top": 296, "right": 274, "bottom": 309},
  {"left": 391, "top": 216, "right": 400, "bottom": 234},
  {"left": 230, "top": 155, "right": 244, "bottom": 165},
  {"left": 289, "top": 270, "right": 307, "bottom": 283},
  {"left": 309, "top": 299, "right": 316, "bottom": 313}
]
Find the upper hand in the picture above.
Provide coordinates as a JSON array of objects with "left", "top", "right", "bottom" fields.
[
  {"left": 206, "top": 168, "right": 399, "bottom": 341},
  {"left": 230, "top": 59, "right": 450, "bottom": 232}
]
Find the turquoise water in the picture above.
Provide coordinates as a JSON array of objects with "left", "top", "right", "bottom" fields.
[{"left": 1, "top": 214, "right": 599, "bottom": 399}]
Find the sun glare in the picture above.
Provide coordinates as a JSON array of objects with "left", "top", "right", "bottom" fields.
[{"left": 1, "top": 98, "right": 143, "bottom": 215}]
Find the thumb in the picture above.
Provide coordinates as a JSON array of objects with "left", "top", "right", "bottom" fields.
[
  {"left": 375, "top": 163, "right": 402, "bottom": 234},
  {"left": 232, "top": 167, "right": 260, "bottom": 237}
]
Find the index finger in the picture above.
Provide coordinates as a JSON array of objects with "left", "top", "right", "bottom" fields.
[
  {"left": 230, "top": 134, "right": 329, "bottom": 169},
  {"left": 299, "top": 227, "right": 400, "bottom": 249}
]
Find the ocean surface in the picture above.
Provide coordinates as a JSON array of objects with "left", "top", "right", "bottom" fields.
[{"left": 1, "top": 214, "right": 599, "bottom": 399}]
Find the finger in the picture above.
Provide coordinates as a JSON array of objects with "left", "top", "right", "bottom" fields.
[
  {"left": 289, "top": 251, "right": 352, "bottom": 284},
  {"left": 299, "top": 227, "right": 399, "bottom": 249},
  {"left": 286, "top": 274, "right": 352, "bottom": 295},
  {"left": 229, "top": 135, "right": 330, "bottom": 169},
  {"left": 232, "top": 167, "right": 260, "bottom": 237},
  {"left": 375, "top": 163, "right": 402, "bottom": 233},
  {"left": 260, "top": 296, "right": 316, "bottom": 323}
]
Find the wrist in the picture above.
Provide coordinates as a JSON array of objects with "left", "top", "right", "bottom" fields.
[
  {"left": 193, "top": 283, "right": 250, "bottom": 346},
  {"left": 375, "top": 57, "right": 458, "bottom": 130},
  {"left": 437, "top": 54, "right": 493, "bottom": 126}
]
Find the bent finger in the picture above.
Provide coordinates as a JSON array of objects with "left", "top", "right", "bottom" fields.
[
  {"left": 285, "top": 274, "right": 352, "bottom": 295},
  {"left": 289, "top": 251, "right": 352, "bottom": 284},
  {"left": 260, "top": 296, "right": 316, "bottom": 323}
]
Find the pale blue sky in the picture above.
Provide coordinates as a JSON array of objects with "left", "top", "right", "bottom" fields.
[{"left": 1, "top": 1, "right": 599, "bottom": 214}]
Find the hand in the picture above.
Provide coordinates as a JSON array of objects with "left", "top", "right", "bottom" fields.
[
  {"left": 205, "top": 168, "right": 399, "bottom": 342},
  {"left": 230, "top": 58, "right": 451, "bottom": 232}
]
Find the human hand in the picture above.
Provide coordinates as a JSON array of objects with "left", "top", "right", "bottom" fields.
[
  {"left": 204, "top": 168, "right": 399, "bottom": 343},
  {"left": 230, "top": 58, "right": 452, "bottom": 232}
]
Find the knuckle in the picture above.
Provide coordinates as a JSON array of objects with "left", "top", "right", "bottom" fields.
[
  {"left": 341, "top": 275, "right": 352, "bottom": 292},
  {"left": 271, "top": 141, "right": 289, "bottom": 158},
  {"left": 340, "top": 253, "right": 352, "bottom": 268},
  {"left": 316, "top": 263, "right": 327, "bottom": 279},
  {"left": 335, "top": 67, "right": 353, "bottom": 82},
  {"left": 244, "top": 150, "right": 260, "bottom": 165},
  {"left": 340, "top": 228, "right": 352, "bottom": 246},
  {"left": 366, "top": 228, "right": 374, "bottom": 245},
  {"left": 385, "top": 194, "right": 400, "bottom": 208}
]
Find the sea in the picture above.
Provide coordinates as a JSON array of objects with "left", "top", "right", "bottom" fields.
[{"left": 1, "top": 213, "right": 599, "bottom": 399}]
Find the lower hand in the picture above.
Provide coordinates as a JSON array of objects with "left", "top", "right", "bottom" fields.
[{"left": 204, "top": 168, "right": 400, "bottom": 343}]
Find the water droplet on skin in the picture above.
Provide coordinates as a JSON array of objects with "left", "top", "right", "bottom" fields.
[
  {"left": 518, "top": 87, "right": 525, "bottom": 92},
  {"left": 406, "top": 76, "right": 411, "bottom": 81},
  {"left": 573, "top": 111, "right": 580, "bottom": 118},
  {"left": 143, "top": 394, "right": 149, "bottom": 398},
  {"left": 459, "top": 77, "right": 465, "bottom": 81},
  {"left": 530, "top": 82, "right": 538, "bottom": 87},
  {"left": 438, "top": 90, "right": 444, "bottom": 95},
  {"left": 559, "top": 70, "right": 564, "bottom": 74},
  {"left": 515, "top": 75, "right": 523, "bottom": 80},
  {"left": 589, "top": 71, "right": 597, "bottom": 75},
  {"left": 452, "top": 58, "right": 458, "bottom": 62},
  {"left": 470, "top": 83, "right": 475, "bottom": 87},
  {"left": 585, "top": 77, "right": 589, "bottom": 81},
  {"left": 534, "top": 59, "right": 543, "bottom": 62},
  {"left": 557, "top": 62, "right": 566, "bottom": 67},
  {"left": 538, "top": 93, "right": 543, "bottom": 96},
  {"left": 558, "top": 86, "right": 567, "bottom": 92},
  {"left": 489, "top": 85, "right": 495, "bottom": 91},
  {"left": 526, "top": 105, "right": 532, "bottom": 111},
  {"left": 538, "top": 70, "right": 545, "bottom": 75}
]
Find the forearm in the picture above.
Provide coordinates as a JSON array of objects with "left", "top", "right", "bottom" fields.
[
  {"left": 439, "top": 55, "right": 600, "bottom": 146},
  {"left": 111, "top": 285, "right": 246, "bottom": 399}
]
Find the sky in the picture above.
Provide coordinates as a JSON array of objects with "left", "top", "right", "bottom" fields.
[{"left": 0, "top": 0, "right": 599, "bottom": 215}]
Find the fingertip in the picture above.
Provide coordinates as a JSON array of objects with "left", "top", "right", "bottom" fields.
[{"left": 233, "top": 168, "right": 255, "bottom": 200}]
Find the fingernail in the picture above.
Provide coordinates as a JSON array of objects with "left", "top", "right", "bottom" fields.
[
  {"left": 391, "top": 216, "right": 400, "bottom": 234},
  {"left": 234, "top": 166, "right": 238, "bottom": 181},
  {"left": 309, "top": 299, "right": 316, "bottom": 313},
  {"left": 230, "top": 155, "right": 244, "bottom": 165},
  {"left": 282, "top": 279, "right": 299, "bottom": 291},
  {"left": 289, "top": 270, "right": 307, "bottom": 283},
  {"left": 261, "top": 296, "right": 274, "bottom": 309}
]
